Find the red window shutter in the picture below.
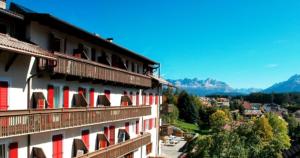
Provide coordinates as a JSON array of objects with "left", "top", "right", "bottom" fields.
[
  {"left": 9, "top": 142, "right": 18, "bottom": 158},
  {"left": 48, "top": 85, "right": 54, "bottom": 109},
  {"left": 82, "top": 130, "right": 90, "bottom": 150},
  {"left": 136, "top": 121, "right": 139, "bottom": 134},
  {"left": 52, "top": 135, "right": 63, "bottom": 158},
  {"left": 149, "top": 118, "right": 153, "bottom": 130},
  {"left": 90, "top": 89, "right": 94, "bottom": 107},
  {"left": 0, "top": 81, "right": 8, "bottom": 110},
  {"left": 155, "top": 94, "right": 159, "bottom": 105},
  {"left": 144, "top": 120, "right": 147, "bottom": 131},
  {"left": 104, "top": 90, "right": 110, "bottom": 101},
  {"left": 136, "top": 92, "right": 139, "bottom": 106},
  {"left": 125, "top": 122, "right": 129, "bottom": 133},
  {"left": 63, "top": 87, "right": 69, "bottom": 108},
  {"left": 109, "top": 126, "right": 115, "bottom": 145},
  {"left": 149, "top": 93, "right": 153, "bottom": 105},
  {"left": 143, "top": 93, "right": 146, "bottom": 105}
]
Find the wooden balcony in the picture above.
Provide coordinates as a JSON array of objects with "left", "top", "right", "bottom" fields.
[
  {"left": 78, "top": 133, "right": 151, "bottom": 158},
  {"left": 0, "top": 106, "right": 151, "bottom": 138},
  {"left": 39, "top": 53, "right": 152, "bottom": 87}
]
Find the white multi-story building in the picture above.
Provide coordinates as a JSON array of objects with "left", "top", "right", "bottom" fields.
[{"left": 0, "top": 1, "right": 165, "bottom": 158}]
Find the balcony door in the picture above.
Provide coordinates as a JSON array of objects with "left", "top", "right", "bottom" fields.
[
  {"left": 52, "top": 135, "right": 63, "bottom": 158},
  {"left": 0, "top": 81, "right": 8, "bottom": 110}
]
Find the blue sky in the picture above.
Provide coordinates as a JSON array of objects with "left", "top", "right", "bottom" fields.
[{"left": 8, "top": 0, "right": 300, "bottom": 89}]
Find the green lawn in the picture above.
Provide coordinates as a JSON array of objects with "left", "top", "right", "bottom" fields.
[
  {"left": 172, "top": 119, "right": 199, "bottom": 133},
  {"left": 172, "top": 119, "right": 213, "bottom": 135}
]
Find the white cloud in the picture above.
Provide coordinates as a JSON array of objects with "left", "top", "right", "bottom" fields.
[{"left": 265, "top": 64, "right": 278, "bottom": 68}]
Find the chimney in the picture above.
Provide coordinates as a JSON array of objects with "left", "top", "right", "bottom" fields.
[
  {"left": 106, "top": 38, "right": 113, "bottom": 43},
  {"left": 0, "top": 0, "right": 6, "bottom": 9}
]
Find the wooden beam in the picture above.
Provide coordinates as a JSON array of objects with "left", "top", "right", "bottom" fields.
[
  {"left": 5, "top": 54, "right": 18, "bottom": 72},
  {"left": 66, "top": 76, "right": 78, "bottom": 81},
  {"left": 50, "top": 74, "right": 64, "bottom": 80}
]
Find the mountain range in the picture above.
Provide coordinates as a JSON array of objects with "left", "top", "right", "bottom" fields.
[
  {"left": 167, "top": 74, "right": 300, "bottom": 96},
  {"left": 264, "top": 74, "right": 300, "bottom": 93}
]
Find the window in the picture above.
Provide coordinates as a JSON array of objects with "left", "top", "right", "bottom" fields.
[
  {"left": 54, "top": 86, "right": 61, "bottom": 108},
  {"left": 137, "top": 64, "right": 140, "bottom": 74},
  {"left": 52, "top": 37, "right": 61, "bottom": 52},
  {"left": 131, "top": 62, "right": 135, "bottom": 72},
  {"left": 0, "top": 144, "right": 5, "bottom": 158},
  {"left": 0, "top": 81, "right": 8, "bottom": 110},
  {"left": 91, "top": 48, "right": 96, "bottom": 61},
  {"left": 48, "top": 85, "right": 62, "bottom": 109},
  {"left": 155, "top": 94, "right": 159, "bottom": 105},
  {"left": 49, "top": 33, "right": 64, "bottom": 52}
]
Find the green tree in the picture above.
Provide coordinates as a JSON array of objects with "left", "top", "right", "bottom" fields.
[
  {"left": 267, "top": 113, "right": 291, "bottom": 150},
  {"left": 209, "top": 110, "right": 230, "bottom": 131},
  {"left": 177, "top": 91, "right": 198, "bottom": 123}
]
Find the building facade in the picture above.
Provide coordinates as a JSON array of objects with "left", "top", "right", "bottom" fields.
[{"left": 0, "top": 1, "right": 164, "bottom": 158}]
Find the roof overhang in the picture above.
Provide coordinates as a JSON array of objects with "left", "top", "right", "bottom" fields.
[
  {"left": 151, "top": 76, "right": 174, "bottom": 87},
  {"left": 0, "top": 33, "right": 56, "bottom": 60}
]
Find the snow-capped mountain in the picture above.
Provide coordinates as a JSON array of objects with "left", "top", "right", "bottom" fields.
[
  {"left": 167, "top": 78, "right": 261, "bottom": 96},
  {"left": 264, "top": 74, "right": 300, "bottom": 93}
]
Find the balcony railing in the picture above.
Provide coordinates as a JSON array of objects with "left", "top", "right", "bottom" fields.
[
  {"left": 39, "top": 53, "right": 152, "bottom": 87},
  {"left": 78, "top": 133, "right": 151, "bottom": 158},
  {"left": 0, "top": 106, "right": 151, "bottom": 138}
]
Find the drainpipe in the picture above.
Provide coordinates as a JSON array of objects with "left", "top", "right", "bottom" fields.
[
  {"left": 25, "top": 57, "right": 56, "bottom": 158},
  {"left": 156, "top": 63, "right": 161, "bottom": 156}
]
